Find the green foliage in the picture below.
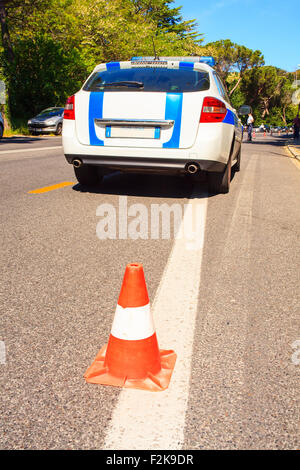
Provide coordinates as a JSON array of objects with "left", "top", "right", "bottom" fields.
[
  {"left": 229, "top": 87, "right": 245, "bottom": 111},
  {"left": 6, "top": 34, "right": 89, "bottom": 118},
  {"left": 202, "top": 39, "right": 297, "bottom": 126},
  {"left": 4, "top": 116, "right": 31, "bottom": 136},
  {"left": 240, "top": 66, "right": 297, "bottom": 125},
  {"left": 0, "top": 0, "right": 298, "bottom": 129},
  {"left": 201, "top": 39, "right": 264, "bottom": 90},
  {"left": 0, "top": 0, "right": 203, "bottom": 122},
  {"left": 130, "top": 0, "right": 201, "bottom": 40}
]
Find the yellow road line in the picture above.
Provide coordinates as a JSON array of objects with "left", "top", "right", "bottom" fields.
[{"left": 28, "top": 181, "right": 74, "bottom": 194}]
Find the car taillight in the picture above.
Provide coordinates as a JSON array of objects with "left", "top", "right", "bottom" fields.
[
  {"left": 200, "top": 97, "right": 227, "bottom": 123},
  {"left": 64, "top": 95, "right": 75, "bottom": 120}
]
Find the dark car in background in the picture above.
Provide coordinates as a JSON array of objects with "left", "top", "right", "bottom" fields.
[{"left": 28, "top": 107, "right": 64, "bottom": 135}]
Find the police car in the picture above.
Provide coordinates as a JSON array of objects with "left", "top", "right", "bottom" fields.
[{"left": 62, "top": 56, "right": 242, "bottom": 193}]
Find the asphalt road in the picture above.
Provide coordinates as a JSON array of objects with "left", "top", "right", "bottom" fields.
[{"left": 0, "top": 134, "right": 299, "bottom": 450}]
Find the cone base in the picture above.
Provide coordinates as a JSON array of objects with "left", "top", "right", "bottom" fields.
[{"left": 84, "top": 344, "right": 177, "bottom": 392}]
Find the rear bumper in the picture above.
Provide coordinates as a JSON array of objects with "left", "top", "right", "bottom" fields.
[
  {"left": 64, "top": 154, "right": 226, "bottom": 173},
  {"left": 62, "top": 119, "right": 234, "bottom": 173}
]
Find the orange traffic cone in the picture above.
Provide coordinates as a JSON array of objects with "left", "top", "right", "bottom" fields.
[{"left": 84, "top": 263, "right": 177, "bottom": 391}]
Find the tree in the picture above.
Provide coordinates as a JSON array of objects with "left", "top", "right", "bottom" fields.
[
  {"left": 201, "top": 39, "right": 264, "bottom": 95},
  {"left": 278, "top": 76, "right": 295, "bottom": 125},
  {"left": 240, "top": 66, "right": 297, "bottom": 125},
  {"left": 0, "top": 0, "right": 14, "bottom": 63},
  {"left": 7, "top": 34, "right": 90, "bottom": 118},
  {"left": 242, "top": 66, "right": 283, "bottom": 117},
  {"left": 0, "top": 0, "right": 205, "bottom": 122},
  {"left": 131, "top": 0, "right": 201, "bottom": 41},
  {"left": 230, "top": 45, "right": 264, "bottom": 96}
]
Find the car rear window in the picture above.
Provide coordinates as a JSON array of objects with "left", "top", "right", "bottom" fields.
[
  {"left": 37, "top": 108, "right": 63, "bottom": 116},
  {"left": 83, "top": 67, "right": 210, "bottom": 93}
]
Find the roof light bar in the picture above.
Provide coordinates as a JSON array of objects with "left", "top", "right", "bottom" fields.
[{"left": 131, "top": 56, "right": 215, "bottom": 66}]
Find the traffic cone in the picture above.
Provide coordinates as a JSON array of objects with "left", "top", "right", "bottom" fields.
[
  {"left": 264, "top": 131, "right": 266, "bottom": 137},
  {"left": 84, "top": 263, "right": 177, "bottom": 391},
  {"left": 253, "top": 130, "right": 256, "bottom": 139}
]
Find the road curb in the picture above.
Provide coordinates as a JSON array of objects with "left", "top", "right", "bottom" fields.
[
  {"left": 3, "top": 133, "right": 61, "bottom": 139},
  {"left": 286, "top": 144, "right": 300, "bottom": 161}
]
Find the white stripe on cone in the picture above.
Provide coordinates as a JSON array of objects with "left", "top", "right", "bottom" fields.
[{"left": 111, "top": 303, "right": 155, "bottom": 341}]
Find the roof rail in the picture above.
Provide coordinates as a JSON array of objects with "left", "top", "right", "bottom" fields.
[{"left": 131, "top": 56, "right": 215, "bottom": 66}]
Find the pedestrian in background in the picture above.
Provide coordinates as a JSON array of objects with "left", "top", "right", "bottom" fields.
[
  {"left": 293, "top": 114, "right": 300, "bottom": 140},
  {"left": 247, "top": 113, "right": 254, "bottom": 141}
]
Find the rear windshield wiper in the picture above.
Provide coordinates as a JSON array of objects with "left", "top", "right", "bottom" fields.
[{"left": 96, "top": 81, "right": 144, "bottom": 89}]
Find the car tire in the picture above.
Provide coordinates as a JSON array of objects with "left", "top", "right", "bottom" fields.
[
  {"left": 233, "top": 147, "right": 241, "bottom": 172},
  {"left": 74, "top": 165, "right": 102, "bottom": 187},
  {"left": 0, "top": 124, "right": 3, "bottom": 139},
  {"left": 208, "top": 154, "right": 232, "bottom": 194},
  {"left": 55, "top": 123, "right": 62, "bottom": 136}
]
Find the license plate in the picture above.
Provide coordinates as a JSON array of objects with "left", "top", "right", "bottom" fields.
[{"left": 105, "top": 126, "right": 160, "bottom": 139}]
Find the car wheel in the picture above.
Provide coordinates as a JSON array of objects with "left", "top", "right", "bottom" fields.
[
  {"left": 208, "top": 155, "right": 232, "bottom": 195},
  {"left": 0, "top": 124, "right": 3, "bottom": 139},
  {"left": 233, "top": 147, "right": 241, "bottom": 172},
  {"left": 74, "top": 165, "right": 102, "bottom": 186},
  {"left": 55, "top": 123, "right": 62, "bottom": 136}
]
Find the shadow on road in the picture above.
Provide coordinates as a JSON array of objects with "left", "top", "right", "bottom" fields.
[
  {"left": 1, "top": 136, "right": 61, "bottom": 144},
  {"left": 72, "top": 168, "right": 241, "bottom": 199},
  {"left": 243, "top": 135, "right": 296, "bottom": 159},
  {"left": 72, "top": 171, "right": 212, "bottom": 199}
]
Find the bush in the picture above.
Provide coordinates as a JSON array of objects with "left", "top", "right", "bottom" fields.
[{"left": 6, "top": 34, "right": 90, "bottom": 119}]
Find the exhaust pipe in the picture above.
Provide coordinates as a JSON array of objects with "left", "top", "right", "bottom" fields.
[
  {"left": 73, "top": 159, "right": 82, "bottom": 168},
  {"left": 186, "top": 163, "right": 199, "bottom": 174}
]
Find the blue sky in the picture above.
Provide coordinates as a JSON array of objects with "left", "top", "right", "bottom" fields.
[{"left": 173, "top": 0, "right": 300, "bottom": 72}]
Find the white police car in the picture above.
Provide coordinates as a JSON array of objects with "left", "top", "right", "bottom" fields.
[{"left": 62, "top": 56, "right": 242, "bottom": 193}]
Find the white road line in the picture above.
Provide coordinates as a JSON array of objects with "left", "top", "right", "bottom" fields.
[
  {"left": 103, "top": 189, "right": 208, "bottom": 450},
  {"left": 222, "top": 155, "right": 255, "bottom": 259},
  {"left": 0, "top": 146, "right": 62, "bottom": 155}
]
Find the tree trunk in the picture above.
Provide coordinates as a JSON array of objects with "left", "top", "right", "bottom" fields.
[
  {"left": 0, "top": 1, "right": 14, "bottom": 131},
  {"left": 229, "top": 75, "right": 242, "bottom": 97},
  {"left": 0, "top": 2, "right": 14, "bottom": 64},
  {"left": 281, "top": 107, "right": 287, "bottom": 126},
  {"left": 261, "top": 98, "right": 270, "bottom": 118},
  {"left": 0, "top": 104, "right": 10, "bottom": 132}
]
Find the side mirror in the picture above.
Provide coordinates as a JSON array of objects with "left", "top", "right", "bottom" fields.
[{"left": 238, "top": 105, "right": 252, "bottom": 116}]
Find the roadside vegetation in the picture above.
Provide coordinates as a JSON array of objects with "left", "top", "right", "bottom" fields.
[{"left": 0, "top": 0, "right": 298, "bottom": 135}]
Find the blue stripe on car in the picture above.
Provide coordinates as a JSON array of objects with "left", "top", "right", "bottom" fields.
[
  {"left": 89, "top": 92, "right": 104, "bottom": 146},
  {"left": 163, "top": 93, "right": 183, "bottom": 148},
  {"left": 179, "top": 61, "right": 194, "bottom": 69},
  {"left": 106, "top": 62, "right": 121, "bottom": 70},
  {"left": 223, "top": 108, "right": 235, "bottom": 125}
]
